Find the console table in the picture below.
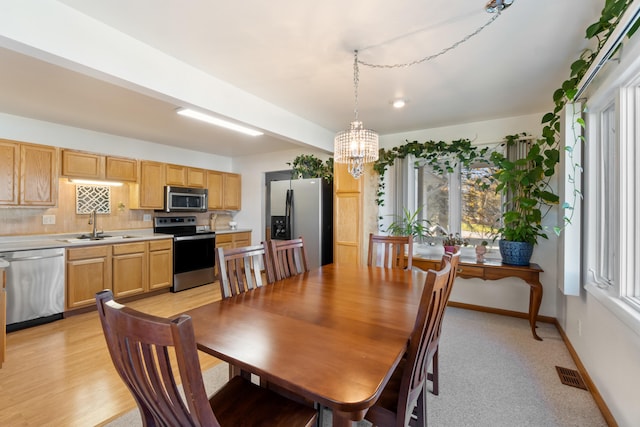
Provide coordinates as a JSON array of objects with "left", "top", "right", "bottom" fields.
[{"left": 413, "top": 257, "right": 545, "bottom": 341}]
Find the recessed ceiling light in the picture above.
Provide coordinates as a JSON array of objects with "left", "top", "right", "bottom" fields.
[
  {"left": 176, "top": 108, "right": 264, "bottom": 136},
  {"left": 392, "top": 99, "right": 406, "bottom": 109}
]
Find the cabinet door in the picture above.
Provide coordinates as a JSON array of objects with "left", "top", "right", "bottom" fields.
[
  {"left": 165, "top": 164, "right": 186, "bottom": 186},
  {"left": 61, "top": 150, "right": 104, "bottom": 179},
  {"left": 113, "top": 254, "right": 147, "bottom": 298},
  {"left": 20, "top": 144, "right": 57, "bottom": 206},
  {"left": 0, "top": 140, "right": 19, "bottom": 205},
  {"left": 187, "top": 168, "right": 205, "bottom": 188},
  {"left": 207, "top": 171, "right": 223, "bottom": 209},
  {"left": 149, "top": 239, "right": 173, "bottom": 290},
  {"left": 131, "top": 161, "right": 165, "bottom": 209},
  {"left": 66, "top": 247, "right": 111, "bottom": 309},
  {"left": 223, "top": 173, "right": 241, "bottom": 210},
  {"left": 1, "top": 269, "right": 6, "bottom": 367},
  {"left": 105, "top": 156, "right": 137, "bottom": 182},
  {"left": 233, "top": 231, "right": 251, "bottom": 247}
]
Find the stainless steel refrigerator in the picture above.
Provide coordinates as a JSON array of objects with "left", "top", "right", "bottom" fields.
[{"left": 269, "top": 178, "right": 333, "bottom": 269}]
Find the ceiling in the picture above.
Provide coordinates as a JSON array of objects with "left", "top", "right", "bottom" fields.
[{"left": 0, "top": 0, "right": 605, "bottom": 158}]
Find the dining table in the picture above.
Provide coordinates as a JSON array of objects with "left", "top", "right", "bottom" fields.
[{"left": 182, "top": 263, "right": 429, "bottom": 427}]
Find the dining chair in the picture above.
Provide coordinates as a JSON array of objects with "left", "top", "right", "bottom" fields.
[
  {"left": 268, "top": 237, "right": 310, "bottom": 281},
  {"left": 367, "top": 233, "right": 414, "bottom": 269},
  {"left": 95, "top": 289, "right": 318, "bottom": 427},
  {"left": 364, "top": 258, "right": 451, "bottom": 427},
  {"left": 427, "top": 250, "right": 461, "bottom": 396},
  {"left": 216, "top": 242, "right": 275, "bottom": 299}
]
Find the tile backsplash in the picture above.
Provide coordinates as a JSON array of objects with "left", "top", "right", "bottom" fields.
[{"left": 0, "top": 179, "right": 215, "bottom": 236}]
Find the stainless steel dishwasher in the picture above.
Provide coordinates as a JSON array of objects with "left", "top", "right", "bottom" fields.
[{"left": 0, "top": 247, "right": 65, "bottom": 332}]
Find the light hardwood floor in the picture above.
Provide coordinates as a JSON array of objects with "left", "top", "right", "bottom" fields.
[{"left": 0, "top": 283, "right": 222, "bottom": 427}]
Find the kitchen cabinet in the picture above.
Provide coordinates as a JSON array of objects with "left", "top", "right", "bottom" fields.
[
  {"left": 148, "top": 239, "right": 173, "bottom": 290},
  {"left": 166, "top": 164, "right": 205, "bottom": 188},
  {"left": 66, "top": 246, "right": 111, "bottom": 309},
  {"left": 206, "top": 171, "right": 241, "bottom": 210},
  {"left": 0, "top": 139, "right": 57, "bottom": 207},
  {"left": 129, "top": 160, "right": 165, "bottom": 209},
  {"left": 112, "top": 242, "right": 147, "bottom": 298},
  {"left": 105, "top": 156, "right": 137, "bottom": 182},
  {"left": 216, "top": 231, "right": 251, "bottom": 249},
  {"left": 66, "top": 239, "right": 173, "bottom": 310},
  {"left": 61, "top": 149, "right": 138, "bottom": 182}
]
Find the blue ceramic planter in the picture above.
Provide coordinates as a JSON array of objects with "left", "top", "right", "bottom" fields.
[{"left": 499, "top": 240, "right": 534, "bottom": 266}]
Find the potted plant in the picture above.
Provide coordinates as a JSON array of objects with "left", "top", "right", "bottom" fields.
[
  {"left": 475, "top": 240, "right": 488, "bottom": 263},
  {"left": 490, "top": 134, "right": 559, "bottom": 265},
  {"left": 441, "top": 232, "right": 469, "bottom": 254},
  {"left": 386, "top": 207, "right": 432, "bottom": 242},
  {"left": 287, "top": 154, "right": 333, "bottom": 182}
]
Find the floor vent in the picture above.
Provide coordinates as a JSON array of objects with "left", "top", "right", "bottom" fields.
[{"left": 556, "top": 366, "right": 588, "bottom": 390}]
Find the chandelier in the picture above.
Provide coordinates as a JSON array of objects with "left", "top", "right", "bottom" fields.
[{"left": 334, "top": 50, "right": 379, "bottom": 179}]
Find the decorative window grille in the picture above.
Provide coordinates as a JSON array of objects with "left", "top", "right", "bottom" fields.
[{"left": 76, "top": 185, "right": 111, "bottom": 214}]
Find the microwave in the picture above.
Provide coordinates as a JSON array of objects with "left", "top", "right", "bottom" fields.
[{"left": 161, "top": 186, "right": 208, "bottom": 212}]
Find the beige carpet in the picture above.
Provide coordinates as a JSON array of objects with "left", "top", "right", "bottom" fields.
[{"left": 103, "top": 308, "right": 606, "bottom": 427}]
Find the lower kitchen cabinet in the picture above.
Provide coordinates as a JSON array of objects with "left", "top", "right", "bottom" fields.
[
  {"left": 215, "top": 231, "right": 251, "bottom": 250},
  {"left": 149, "top": 239, "right": 173, "bottom": 290},
  {"left": 66, "top": 246, "right": 112, "bottom": 309},
  {"left": 65, "top": 238, "right": 173, "bottom": 310},
  {"left": 112, "top": 242, "right": 147, "bottom": 298}
]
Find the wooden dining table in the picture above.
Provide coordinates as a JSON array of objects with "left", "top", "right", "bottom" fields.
[{"left": 182, "top": 263, "right": 428, "bottom": 427}]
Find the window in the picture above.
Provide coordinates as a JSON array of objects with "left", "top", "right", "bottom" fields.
[
  {"left": 585, "top": 70, "right": 640, "bottom": 319},
  {"left": 410, "top": 153, "right": 502, "bottom": 245}
]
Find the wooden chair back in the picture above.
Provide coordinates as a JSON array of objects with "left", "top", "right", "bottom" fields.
[
  {"left": 365, "top": 259, "right": 451, "bottom": 427},
  {"left": 96, "top": 290, "right": 318, "bottom": 427},
  {"left": 216, "top": 243, "right": 275, "bottom": 299},
  {"left": 367, "top": 233, "right": 414, "bottom": 269},
  {"left": 427, "top": 250, "right": 461, "bottom": 396},
  {"left": 95, "top": 289, "right": 220, "bottom": 426},
  {"left": 268, "top": 237, "right": 310, "bottom": 281}
]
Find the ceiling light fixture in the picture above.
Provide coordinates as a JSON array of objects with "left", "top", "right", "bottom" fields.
[
  {"left": 392, "top": 99, "right": 406, "bottom": 109},
  {"left": 334, "top": 50, "right": 379, "bottom": 180},
  {"left": 176, "top": 108, "right": 264, "bottom": 137},
  {"left": 485, "top": 0, "right": 514, "bottom": 13}
]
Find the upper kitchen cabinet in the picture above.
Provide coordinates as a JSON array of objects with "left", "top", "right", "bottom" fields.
[
  {"left": 0, "top": 139, "right": 57, "bottom": 207},
  {"left": 206, "top": 171, "right": 241, "bottom": 210},
  {"left": 61, "top": 149, "right": 137, "bottom": 182},
  {"left": 165, "top": 164, "right": 205, "bottom": 188},
  {"left": 129, "top": 160, "right": 165, "bottom": 210}
]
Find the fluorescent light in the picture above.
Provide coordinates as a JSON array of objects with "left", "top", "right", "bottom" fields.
[
  {"left": 176, "top": 108, "right": 264, "bottom": 136},
  {"left": 69, "top": 179, "right": 123, "bottom": 187}
]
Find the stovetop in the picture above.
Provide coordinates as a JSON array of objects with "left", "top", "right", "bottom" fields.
[{"left": 153, "top": 216, "right": 215, "bottom": 236}]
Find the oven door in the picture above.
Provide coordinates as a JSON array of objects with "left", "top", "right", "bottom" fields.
[{"left": 172, "top": 234, "right": 215, "bottom": 291}]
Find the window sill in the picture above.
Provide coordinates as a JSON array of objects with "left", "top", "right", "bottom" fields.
[{"left": 585, "top": 283, "right": 640, "bottom": 338}]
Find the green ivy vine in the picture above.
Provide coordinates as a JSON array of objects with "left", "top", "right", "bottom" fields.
[{"left": 373, "top": 0, "right": 639, "bottom": 245}]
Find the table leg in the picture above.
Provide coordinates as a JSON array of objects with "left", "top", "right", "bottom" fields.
[
  {"left": 332, "top": 410, "right": 362, "bottom": 427},
  {"left": 526, "top": 279, "right": 543, "bottom": 341}
]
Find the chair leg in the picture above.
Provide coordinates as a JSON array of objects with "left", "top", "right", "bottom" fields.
[
  {"left": 432, "top": 349, "right": 439, "bottom": 396},
  {"left": 413, "top": 388, "right": 427, "bottom": 427}
]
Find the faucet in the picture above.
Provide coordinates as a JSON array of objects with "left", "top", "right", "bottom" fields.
[{"left": 88, "top": 209, "right": 100, "bottom": 238}]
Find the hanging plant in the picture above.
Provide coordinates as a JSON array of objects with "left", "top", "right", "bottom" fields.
[{"left": 287, "top": 154, "right": 334, "bottom": 182}]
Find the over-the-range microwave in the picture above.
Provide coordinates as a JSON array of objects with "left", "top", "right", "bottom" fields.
[{"left": 160, "top": 185, "right": 208, "bottom": 212}]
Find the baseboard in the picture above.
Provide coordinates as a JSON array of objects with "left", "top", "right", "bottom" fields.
[
  {"left": 447, "top": 301, "right": 556, "bottom": 324},
  {"left": 553, "top": 320, "right": 618, "bottom": 427},
  {"left": 447, "top": 301, "right": 617, "bottom": 427}
]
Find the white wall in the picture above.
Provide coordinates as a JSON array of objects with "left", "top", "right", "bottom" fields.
[
  {"left": 0, "top": 112, "right": 231, "bottom": 170},
  {"left": 379, "top": 113, "right": 560, "bottom": 318}
]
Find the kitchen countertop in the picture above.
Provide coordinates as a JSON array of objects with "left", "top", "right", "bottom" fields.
[
  {"left": 0, "top": 230, "right": 172, "bottom": 253},
  {"left": 212, "top": 228, "right": 251, "bottom": 234}
]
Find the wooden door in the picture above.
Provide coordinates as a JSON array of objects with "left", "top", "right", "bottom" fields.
[
  {"left": 149, "top": 239, "right": 173, "bottom": 290},
  {"left": 223, "top": 173, "right": 241, "bottom": 210},
  {"left": 0, "top": 140, "right": 19, "bottom": 205},
  {"left": 19, "top": 144, "right": 57, "bottom": 206},
  {"left": 66, "top": 246, "right": 111, "bottom": 309},
  {"left": 112, "top": 242, "right": 147, "bottom": 298}
]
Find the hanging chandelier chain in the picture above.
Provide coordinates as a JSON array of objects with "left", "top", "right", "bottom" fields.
[
  {"left": 353, "top": 50, "right": 360, "bottom": 121},
  {"left": 357, "top": 12, "right": 501, "bottom": 69}
]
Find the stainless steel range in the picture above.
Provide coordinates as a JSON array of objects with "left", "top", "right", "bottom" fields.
[{"left": 153, "top": 216, "right": 216, "bottom": 292}]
